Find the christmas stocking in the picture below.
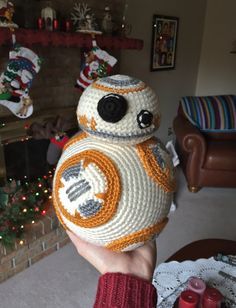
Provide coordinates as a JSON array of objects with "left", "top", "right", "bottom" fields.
[
  {"left": 0, "top": 46, "right": 41, "bottom": 118},
  {"left": 75, "top": 44, "right": 117, "bottom": 92}
]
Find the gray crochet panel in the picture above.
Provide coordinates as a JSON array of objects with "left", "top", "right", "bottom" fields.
[
  {"left": 100, "top": 76, "right": 140, "bottom": 87},
  {"left": 152, "top": 146, "right": 165, "bottom": 170},
  {"left": 62, "top": 163, "right": 82, "bottom": 181},
  {"left": 78, "top": 200, "right": 102, "bottom": 218},
  {"left": 67, "top": 181, "right": 91, "bottom": 202}
]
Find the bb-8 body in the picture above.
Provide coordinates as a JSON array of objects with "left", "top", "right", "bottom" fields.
[{"left": 53, "top": 75, "right": 175, "bottom": 251}]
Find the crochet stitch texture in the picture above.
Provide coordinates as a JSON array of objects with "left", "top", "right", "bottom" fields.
[{"left": 53, "top": 75, "right": 175, "bottom": 251}]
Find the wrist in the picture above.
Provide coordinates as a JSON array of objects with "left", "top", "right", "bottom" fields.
[{"left": 94, "top": 273, "right": 157, "bottom": 308}]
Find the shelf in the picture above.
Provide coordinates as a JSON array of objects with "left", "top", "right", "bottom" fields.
[{"left": 0, "top": 28, "right": 143, "bottom": 50}]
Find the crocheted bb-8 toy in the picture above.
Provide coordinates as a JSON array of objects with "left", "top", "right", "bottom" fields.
[{"left": 53, "top": 75, "right": 176, "bottom": 251}]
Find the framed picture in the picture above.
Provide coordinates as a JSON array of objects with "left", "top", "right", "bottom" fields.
[{"left": 151, "top": 15, "right": 179, "bottom": 71}]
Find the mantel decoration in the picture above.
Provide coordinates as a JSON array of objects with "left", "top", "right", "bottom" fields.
[
  {"left": 53, "top": 74, "right": 176, "bottom": 252},
  {"left": 151, "top": 14, "right": 179, "bottom": 71},
  {"left": 71, "top": 2, "right": 102, "bottom": 34},
  {"left": 40, "top": 1, "right": 57, "bottom": 31},
  {"left": 0, "top": 0, "right": 18, "bottom": 29},
  {"left": 101, "top": 6, "right": 113, "bottom": 34}
]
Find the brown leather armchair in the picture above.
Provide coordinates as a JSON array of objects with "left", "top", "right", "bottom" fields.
[{"left": 173, "top": 110, "right": 236, "bottom": 192}]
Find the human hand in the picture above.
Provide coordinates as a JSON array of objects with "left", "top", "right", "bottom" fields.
[{"left": 67, "top": 231, "right": 157, "bottom": 282}]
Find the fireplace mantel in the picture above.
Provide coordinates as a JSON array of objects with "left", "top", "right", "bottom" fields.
[
  {"left": 0, "top": 106, "right": 77, "bottom": 144},
  {"left": 0, "top": 28, "right": 143, "bottom": 50}
]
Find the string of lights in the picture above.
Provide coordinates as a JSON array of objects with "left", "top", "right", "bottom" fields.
[{"left": 0, "top": 170, "right": 54, "bottom": 248}]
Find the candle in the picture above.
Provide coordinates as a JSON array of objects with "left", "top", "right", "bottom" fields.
[
  {"left": 202, "top": 288, "right": 223, "bottom": 308},
  {"left": 179, "top": 290, "right": 200, "bottom": 308},
  {"left": 37, "top": 17, "right": 44, "bottom": 30},
  {"left": 65, "top": 20, "right": 72, "bottom": 32},
  {"left": 53, "top": 19, "right": 59, "bottom": 31},
  {"left": 188, "top": 277, "right": 206, "bottom": 298}
]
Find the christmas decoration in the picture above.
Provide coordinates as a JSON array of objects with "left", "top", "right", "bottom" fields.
[
  {"left": 75, "top": 41, "right": 117, "bottom": 91},
  {"left": 71, "top": 2, "right": 101, "bottom": 34},
  {"left": 0, "top": 45, "right": 41, "bottom": 118},
  {"left": 0, "top": 0, "right": 18, "bottom": 28},
  {"left": 101, "top": 6, "right": 113, "bottom": 34},
  {"left": 0, "top": 176, "right": 52, "bottom": 248},
  {"left": 27, "top": 116, "right": 70, "bottom": 165},
  {"left": 53, "top": 75, "right": 176, "bottom": 252},
  {"left": 41, "top": 1, "right": 56, "bottom": 31}
]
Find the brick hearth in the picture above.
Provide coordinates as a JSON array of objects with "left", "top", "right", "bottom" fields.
[{"left": 0, "top": 205, "right": 69, "bottom": 283}]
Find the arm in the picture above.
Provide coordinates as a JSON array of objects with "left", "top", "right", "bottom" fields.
[
  {"left": 94, "top": 273, "right": 157, "bottom": 308},
  {"left": 67, "top": 231, "right": 157, "bottom": 308}
]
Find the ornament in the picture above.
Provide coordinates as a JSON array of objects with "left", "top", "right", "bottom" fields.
[
  {"left": 0, "top": 0, "right": 18, "bottom": 28},
  {"left": 0, "top": 46, "right": 41, "bottom": 118},
  {"left": 71, "top": 2, "right": 101, "bottom": 34},
  {"left": 75, "top": 42, "right": 117, "bottom": 92},
  {"left": 53, "top": 75, "right": 176, "bottom": 252}
]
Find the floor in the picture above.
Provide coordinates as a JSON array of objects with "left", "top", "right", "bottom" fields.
[{"left": 0, "top": 169, "right": 236, "bottom": 308}]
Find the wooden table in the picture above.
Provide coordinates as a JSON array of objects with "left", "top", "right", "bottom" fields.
[{"left": 166, "top": 239, "right": 236, "bottom": 262}]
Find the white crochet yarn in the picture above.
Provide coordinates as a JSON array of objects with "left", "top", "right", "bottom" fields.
[
  {"left": 53, "top": 75, "right": 175, "bottom": 251},
  {"left": 77, "top": 75, "right": 160, "bottom": 144}
]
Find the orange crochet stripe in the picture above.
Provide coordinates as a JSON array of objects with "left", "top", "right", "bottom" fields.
[
  {"left": 78, "top": 115, "right": 89, "bottom": 128},
  {"left": 92, "top": 82, "right": 147, "bottom": 94},
  {"left": 52, "top": 194, "right": 69, "bottom": 230},
  {"left": 136, "top": 139, "right": 176, "bottom": 192},
  {"left": 90, "top": 117, "right": 97, "bottom": 131},
  {"left": 63, "top": 132, "right": 87, "bottom": 151},
  {"left": 106, "top": 218, "right": 168, "bottom": 251},
  {"left": 54, "top": 150, "right": 121, "bottom": 228}
]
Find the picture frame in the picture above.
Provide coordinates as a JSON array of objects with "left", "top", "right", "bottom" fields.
[{"left": 151, "top": 14, "right": 179, "bottom": 71}]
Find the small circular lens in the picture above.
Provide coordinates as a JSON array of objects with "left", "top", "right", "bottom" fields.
[{"left": 137, "top": 110, "right": 153, "bottom": 129}]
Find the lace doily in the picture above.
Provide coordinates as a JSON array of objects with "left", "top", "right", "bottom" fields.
[{"left": 153, "top": 258, "right": 236, "bottom": 307}]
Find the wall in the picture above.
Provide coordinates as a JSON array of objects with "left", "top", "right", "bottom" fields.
[
  {"left": 196, "top": 0, "right": 236, "bottom": 95},
  {"left": 120, "top": 0, "right": 206, "bottom": 141},
  {"left": 0, "top": 0, "right": 122, "bottom": 118}
]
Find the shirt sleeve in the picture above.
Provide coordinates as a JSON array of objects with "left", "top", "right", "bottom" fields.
[{"left": 93, "top": 272, "right": 157, "bottom": 308}]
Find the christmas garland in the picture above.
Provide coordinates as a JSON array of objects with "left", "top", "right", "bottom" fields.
[{"left": 0, "top": 173, "right": 53, "bottom": 248}]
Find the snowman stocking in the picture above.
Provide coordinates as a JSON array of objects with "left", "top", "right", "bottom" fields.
[
  {"left": 0, "top": 46, "right": 41, "bottom": 118},
  {"left": 75, "top": 45, "right": 117, "bottom": 92}
]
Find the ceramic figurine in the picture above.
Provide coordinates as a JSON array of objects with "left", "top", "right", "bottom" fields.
[
  {"left": 0, "top": 0, "right": 18, "bottom": 28},
  {"left": 71, "top": 2, "right": 101, "bottom": 34},
  {"left": 41, "top": 1, "right": 56, "bottom": 31},
  {"left": 101, "top": 6, "right": 113, "bottom": 34}
]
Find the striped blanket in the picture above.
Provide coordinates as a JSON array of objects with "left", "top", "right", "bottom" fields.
[{"left": 180, "top": 95, "right": 236, "bottom": 132}]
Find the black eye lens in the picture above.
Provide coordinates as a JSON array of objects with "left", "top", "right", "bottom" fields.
[
  {"left": 97, "top": 94, "right": 128, "bottom": 123},
  {"left": 137, "top": 110, "right": 153, "bottom": 129}
]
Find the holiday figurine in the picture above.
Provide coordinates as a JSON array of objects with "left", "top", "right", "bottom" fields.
[
  {"left": 71, "top": 2, "right": 101, "bottom": 34},
  {"left": 53, "top": 75, "right": 176, "bottom": 252},
  {"left": 41, "top": 1, "right": 56, "bottom": 31},
  {"left": 0, "top": 0, "right": 18, "bottom": 28},
  {"left": 101, "top": 6, "right": 113, "bottom": 34},
  {"left": 75, "top": 42, "right": 117, "bottom": 91},
  {"left": 0, "top": 46, "right": 41, "bottom": 118}
]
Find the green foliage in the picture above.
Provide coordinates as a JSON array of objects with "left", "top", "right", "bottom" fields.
[{"left": 0, "top": 178, "right": 52, "bottom": 248}]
